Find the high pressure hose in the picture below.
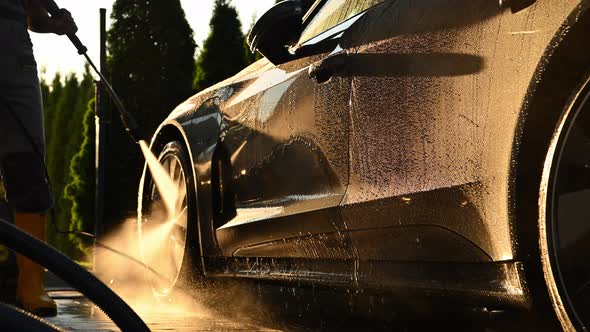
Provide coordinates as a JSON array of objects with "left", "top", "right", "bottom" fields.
[
  {"left": 1, "top": 93, "right": 151, "bottom": 329},
  {"left": 0, "top": 93, "right": 162, "bottom": 329},
  {"left": 0, "top": 302, "right": 64, "bottom": 332},
  {"left": 0, "top": 217, "right": 150, "bottom": 332}
]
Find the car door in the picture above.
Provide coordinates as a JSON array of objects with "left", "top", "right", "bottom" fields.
[
  {"left": 341, "top": 0, "right": 510, "bottom": 262},
  {"left": 215, "top": 0, "right": 387, "bottom": 259}
]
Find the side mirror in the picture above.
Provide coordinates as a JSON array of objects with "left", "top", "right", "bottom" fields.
[{"left": 247, "top": 0, "right": 304, "bottom": 65}]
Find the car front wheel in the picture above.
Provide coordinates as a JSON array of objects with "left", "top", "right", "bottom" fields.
[{"left": 138, "top": 141, "right": 202, "bottom": 298}]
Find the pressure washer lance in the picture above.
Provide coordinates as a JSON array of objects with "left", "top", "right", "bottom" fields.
[{"left": 47, "top": 0, "right": 145, "bottom": 144}]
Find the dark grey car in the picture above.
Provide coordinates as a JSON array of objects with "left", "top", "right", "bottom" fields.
[{"left": 139, "top": 0, "right": 590, "bottom": 329}]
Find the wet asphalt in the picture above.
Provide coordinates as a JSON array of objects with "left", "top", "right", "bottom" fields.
[
  {"left": 43, "top": 271, "right": 281, "bottom": 331},
  {"left": 46, "top": 295, "right": 279, "bottom": 332},
  {"left": 38, "top": 264, "right": 564, "bottom": 332},
  {"left": 43, "top": 293, "right": 529, "bottom": 332},
  {"left": 41, "top": 285, "right": 540, "bottom": 332},
  {"left": 0, "top": 271, "right": 545, "bottom": 331}
]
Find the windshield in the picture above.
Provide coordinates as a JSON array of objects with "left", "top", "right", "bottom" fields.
[{"left": 298, "top": 0, "right": 384, "bottom": 44}]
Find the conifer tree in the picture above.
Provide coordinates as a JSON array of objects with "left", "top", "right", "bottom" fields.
[
  {"left": 65, "top": 99, "right": 96, "bottom": 258},
  {"left": 107, "top": 0, "right": 196, "bottom": 224},
  {"left": 194, "top": 0, "right": 248, "bottom": 91},
  {"left": 43, "top": 72, "right": 94, "bottom": 257},
  {"left": 46, "top": 75, "right": 80, "bottom": 254}
]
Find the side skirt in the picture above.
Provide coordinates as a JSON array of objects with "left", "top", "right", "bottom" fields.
[{"left": 204, "top": 257, "right": 531, "bottom": 310}]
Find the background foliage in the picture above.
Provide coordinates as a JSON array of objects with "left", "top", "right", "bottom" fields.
[
  {"left": 194, "top": 0, "right": 249, "bottom": 91},
  {"left": 103, "top": 0, "right": 196, "bottom": 234},
  {"left": 41, "top": 71, "right": 94, "bottom": 260}
]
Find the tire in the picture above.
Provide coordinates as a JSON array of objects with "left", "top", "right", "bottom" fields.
[
  {"left": 538, "top": 74, "right": 590, "bottom": 331},
  {"left": 138, "top": 141, "right": 203, "bottom": 297}
]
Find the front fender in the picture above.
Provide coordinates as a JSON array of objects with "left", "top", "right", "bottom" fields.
[{"left": 147, "top": 95, "right": 226, "bottom": 261}]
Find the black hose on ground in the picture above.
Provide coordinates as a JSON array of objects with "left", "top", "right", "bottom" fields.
[
  {"left": 0, "top": 302, "right": 64, "bottom": 332},
  {"left": 0, "top": 217, "right": 150, "bottom": 332}
]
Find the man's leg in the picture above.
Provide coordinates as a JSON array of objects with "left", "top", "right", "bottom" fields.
[
  {"left": 0, "top": 21, "right": 56, "bottom": 316},
  {"left": 14, "top": 212, "right": 56, "bottom": 317},
  {"left": 1, "top": 153, "right": 56, "bottom": 317}
]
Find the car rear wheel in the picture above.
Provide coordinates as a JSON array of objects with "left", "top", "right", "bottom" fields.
[
  {"left": 138, "top": 141, "right": 202, "bottom": 298},
  {"left": 540, "top": 74, "right": 590, "bottom": 331}
]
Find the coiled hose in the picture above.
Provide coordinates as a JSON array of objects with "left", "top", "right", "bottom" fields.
[{"left": 0, "top": 217, "right": 150, "bottom": 332}]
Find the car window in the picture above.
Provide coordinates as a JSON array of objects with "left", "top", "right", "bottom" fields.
[{"left": 298, "top": 0, "right": 384, "bottom": 44}]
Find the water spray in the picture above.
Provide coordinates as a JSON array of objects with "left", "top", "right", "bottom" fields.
[{"left": 45, "top": 0, "right": 186, "bottom": 289}]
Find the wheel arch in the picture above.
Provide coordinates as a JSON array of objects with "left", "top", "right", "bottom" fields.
[
  {"left": 509, "top": 1, "right": 590, "bottom": 327},
  {"left": 148, "top": 113, "right": 227, "bottom": 260},
  {"left": 512, "top": 0, "right": 590, "bottom": 265},
  {"left": 147, "top": 121, "right": 199, "bottom": 206},
  {"left": 140, "top": 121, "right": 214, "bottom": 269}
]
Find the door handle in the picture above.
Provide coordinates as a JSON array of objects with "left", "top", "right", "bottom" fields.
[{"left": 308, "top": 52, "right": 349, "bottom": 84}]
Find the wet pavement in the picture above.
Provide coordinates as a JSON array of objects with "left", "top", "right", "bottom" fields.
[
  {"left": 14, "top": 269, "right": 547, "bottom": 332},
  {"left": 43, "top": 293, "right": 521, "bottom": 332},
  {"left": 40, "top": 286, "right": 513, "bottom": 332},
  {"left": 0, "top": 268, "right": 548, "bottom": 332},
  {"left": 45, "top": 294, "right": 279, "bottom": 332},
  {"left": 42, "top": 271, "right": 283, "bottom": 332}
]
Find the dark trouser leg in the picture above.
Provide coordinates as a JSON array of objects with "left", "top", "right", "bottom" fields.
[
  {"left": 0, "top": 20, "right": 55, "bottom": 316},
  {"left": 1, "top": 153, "right": 56, "bottom": 316}
]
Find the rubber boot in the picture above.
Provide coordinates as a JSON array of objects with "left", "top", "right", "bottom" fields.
[{"left": 14, "top": 212, "right": 57, "bottom": 317}]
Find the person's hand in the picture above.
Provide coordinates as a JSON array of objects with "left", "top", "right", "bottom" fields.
[{"left": 49, "top": 8, "right": 77, "bottom": 35}]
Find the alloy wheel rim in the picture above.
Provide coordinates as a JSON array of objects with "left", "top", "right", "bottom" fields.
[{"left": 144, "top": 152, "right": 188, "bottom": 296}]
